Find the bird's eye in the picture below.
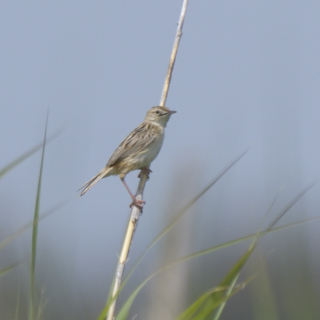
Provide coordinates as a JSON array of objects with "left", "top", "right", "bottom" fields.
[{"left": 156, "top": 110, "right": 160, "bottom": 115}]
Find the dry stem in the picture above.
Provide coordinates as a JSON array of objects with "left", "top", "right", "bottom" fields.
[{"left": 106, "top": 1, "right": 189, "bottom": 319}]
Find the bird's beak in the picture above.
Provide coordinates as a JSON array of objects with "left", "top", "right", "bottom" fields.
[{"left": 168, "top": 110, "right": 177, "bottom": 115}]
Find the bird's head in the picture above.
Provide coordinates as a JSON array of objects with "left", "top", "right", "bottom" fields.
[{"left": 144, "top": 106, "right": 176, "bottom": 127}]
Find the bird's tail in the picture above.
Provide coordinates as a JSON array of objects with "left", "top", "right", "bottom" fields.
[{"left": 79, "top": 167, "right": 113, "bottom": 196}]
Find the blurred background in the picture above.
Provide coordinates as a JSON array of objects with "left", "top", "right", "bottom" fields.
[{"left": 1, "top": 1, "right": 320, "bottom": 319}]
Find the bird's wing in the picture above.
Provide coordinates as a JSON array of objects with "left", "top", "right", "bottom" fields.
[{"left": 106, "top": 123, "right": 157, "bottom": 167}]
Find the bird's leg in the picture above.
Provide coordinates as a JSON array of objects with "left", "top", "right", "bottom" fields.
[
  {"left": 120, "top": 176, "right": 145, "bottom": 209},
  {"left": 138, "top": 167, "right": 152, "bottom": 180}
]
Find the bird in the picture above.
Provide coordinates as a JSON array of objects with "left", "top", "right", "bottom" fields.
[{"left": 79, "top": 106, "right": 176, "bottom": 208}]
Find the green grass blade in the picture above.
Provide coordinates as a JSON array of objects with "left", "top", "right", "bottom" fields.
[
  {"left": 97, "top": 276, "right": 148, "bottom": 320},
  {"left": 106, "top": 277, "right": 116, "bottom": 307},
  {"left": 115, "top": 278, "right": 150, "bottom": 320},
  {"left": 28, "top": 116, "right": 48, "bottom": 320},
  {"left": 211, "top": 255, "right": 250, "bottom": 320},
  {"left": 114, "top": 259, "right": 246, "bottom": 320},
  {"left": 0, "top": 200, "right": 70, "bottom": 252},
  {"left": 0, "top": 261, "right": 23, "bottom": 277},
  {"left": 190, "top": 282, "right": 246, "bottom": 320},
  {"left": 0, "top": 131, "right": 60, "bottom": 178},
  {"left": 97, "top": 296, "right": 116, "bottom": 320},
  {"left": 100, "top": 151, "right": 249, "bottom": 318},
  {"left": 265, "top": 181, "right": 317, "bottom": 232},
  {"left": 101, "top": 215, "right": 320, "bottom": 320},
  {"left": 15, "top": 278, "right": 21, "bottom": 320},
  {"left": 100, "top": 185, "right": 318, "bottom": 320},
  {"left": 103, "top": 214, "right": 318, "bottom": 320},
  {"left": 36, "top": 289, "right": 48, "bottom": 320},
  {"left": 175, "top": 287, "right": 228, "bottom": 320},
  {"left": 211, "top": 182, "right": 316, "bottom": 320},
  {"left": 174, "top": 182, "right": 317, "bottom": 320},
  {"left": 161, "top": 215, "right": 320, "bottom": 272},
  {"left": 145, "top": 149, "right": 249, "bottom": 253},
  {"left": 97, "top": 278, "right": 123, "bottom": 320},
  {"left": 115, "top": 150, "right": 249, "bottom": 294}
]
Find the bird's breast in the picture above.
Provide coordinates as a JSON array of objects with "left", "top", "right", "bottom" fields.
[{"left": 136, "top": 131, "right": 164, "bottom": 168}]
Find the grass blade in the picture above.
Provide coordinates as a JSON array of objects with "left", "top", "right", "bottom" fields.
[
  {"left": 0, "top": 199, "right": 70, "bottom": 252},
  {"left": 0, "top": 131, "right": 60, "bottom": 178},
  {"left": 101, "top": 173, "right": 315, "bottom": 320},
  {"left": 175, "top": 287, "right": 228, "bottom": 320},
  {"left": 211, "top": 182, "right": 317, "bottom": 320},
  {"left": 28, "top": 115, "right": 48, "bottom": 320},
  {"left": 187, "top": 282, "right": 246, "bottom": 320},
  {"left": 116, "top": 150, "right": 249, "bottom": 293},
  {"left": 15, "top": 277, "right": 21, "bottom": 320},
  {"left": 99, "top": 151, "right": 248, "bottom": 318},
  {"left": 211, "top": 249, "right": 253, "bottom": 320},
  {"left": 0, "top": 261, "right": 23, "bottom": 277},
  {"left": 103, "top": 214, "right": 318, "bottom": 320},
  {"left": 146, "top": 149, "right": 249, "bottom": 253},
  {"left": 115, "top": 279, "right": 149, "bottom": 320}
]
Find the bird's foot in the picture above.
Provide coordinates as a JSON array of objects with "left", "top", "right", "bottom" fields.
[
  {"left": 138, "top": 167, "right": 152, "bottom": 180},
  {"left": 129, "top": 198, "right": 146, "bottom": 210}
]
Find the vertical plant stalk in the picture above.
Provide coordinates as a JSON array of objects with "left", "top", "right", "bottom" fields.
[
  {"left": 106, "top": 1, "right": 189, "bottom": 319},
  {"left": 29, "top": 115, "right": 48, "bottom": 320}
]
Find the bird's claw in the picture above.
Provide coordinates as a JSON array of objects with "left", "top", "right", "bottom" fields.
[
  {"left": 129, "top": 198, "right": 146, "bottom": 210},
  {"left": 138, "top": 168, "right": 152, "bottom": 180}
]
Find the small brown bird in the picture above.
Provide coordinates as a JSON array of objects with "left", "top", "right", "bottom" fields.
[{"left": 79, "top": 106, "right": 176, "bottom": 208}]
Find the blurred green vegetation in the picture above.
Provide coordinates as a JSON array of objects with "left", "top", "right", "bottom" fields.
[{"left": 1, "top": 142, "right": 319, "bottom": 320}]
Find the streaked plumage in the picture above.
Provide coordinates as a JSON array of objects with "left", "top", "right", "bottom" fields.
[{"left": 79, "top": 106, "right": 176, "bottom": 208}]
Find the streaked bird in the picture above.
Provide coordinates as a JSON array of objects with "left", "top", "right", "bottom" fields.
[{"left": 79, "top": 106, "right": 176, "bottom": 208}]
